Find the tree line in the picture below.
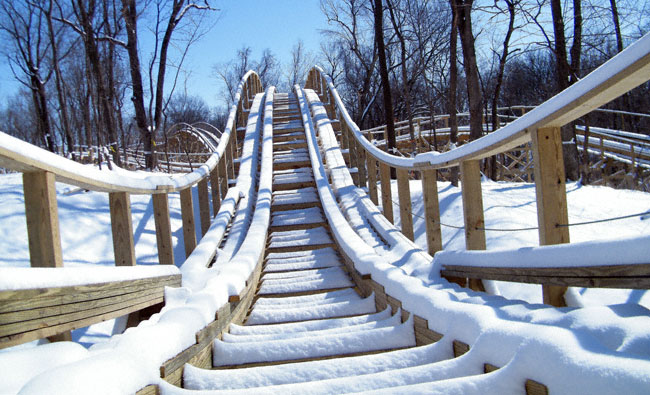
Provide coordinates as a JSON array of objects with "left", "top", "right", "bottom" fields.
[{"left": 1, "top": 0, "right": 648, "bottom": 177}]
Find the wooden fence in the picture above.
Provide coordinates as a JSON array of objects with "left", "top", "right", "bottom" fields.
[
  {"left": 0, "top": 72, "right": 263, "bottom": 348},
  {"left": 306, "top": 33, "right": 650, "bottom": 307}
]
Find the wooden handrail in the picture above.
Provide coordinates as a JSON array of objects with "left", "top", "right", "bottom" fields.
[
  {"left": 306, "top": 32, "right": 650, "bottom": 306},
  {"left": 0, "top": 70, "right": 264, "bottom": 344},
  {"left": 0, "top": 268, "right": 181, "bottom": 349}
]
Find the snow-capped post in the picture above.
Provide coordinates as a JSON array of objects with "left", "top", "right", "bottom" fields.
[
  {"left": 23, "top": 171, "right": 63, "bottom": 268},
  {"left": 397, "top": 168, "right": 414, "bottom": 241},
  {"left": 340, "top": 121, "right": 350, "bottom": 153},
  {"left": 198, "top": 179, "right": 211, "bottom": 237},
  {"left": 180, "top": 187, "right": 197, "bottom": 258},
  {"left": 366, "top": 154, "right": 379, "bottom": 205},
  {"left": 348, "top": 132, "right": 360, "bottom": 186},
  {"left": 226, "top": 138, "right": 235, "bottom": 180},
  {"left": 460, "top": 160, "right": 486, "bottom": 292},
  {"left": 379, "top": 162, "right": 394, "bottom": 223},
  {"left": 152, "top": 193, "right": 174, "bottom": 266},
  {"left": 210, "top": 166, "right": 221, "bottom": 215},
  {"left": 421, "top": 169, "right": 443, "bottom": 255},
  {"left": 109, "top": 192, "right": 136, "bottom": 266},
  {"left": 532, "top": 126, "right": 570, "bottom": 307}
]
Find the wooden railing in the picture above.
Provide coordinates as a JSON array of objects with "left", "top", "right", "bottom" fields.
[
  {"left": 0, "top": 71, "right": 263, "bottom": 346},
  {"left": 306, "top": 32, "right": 650, "bottom": 307}
]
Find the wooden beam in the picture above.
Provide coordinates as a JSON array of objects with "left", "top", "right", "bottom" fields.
[
  {"left": 152, "top": 193, "right": 174, "bottom": 266},
  {"left": 396, "top": 168, "right": 414, "bottom": 241},
  {"left": 180, "top": 187, "right": 197, "bottom": 258},
  {"left": 209, "top": 166, "right": 221, "bottom": 216},
  {"left": 357, "top": 145, "right": 368, "bottom": 189},
  {"left": 109, "top": 192, "right": 136, "bottom": 266},
  {"left": 379, "top": 162, "right": 394, "bottom": 223},
  {"left": 23, "top": 171, "right": 63, "bottom": 268},
  {"left": 421, "top": 169, "right": 443, "bottom": 255},
  {"left": 218, "top": 156, "right": 228, "bottom": 199},
  {"left": 460, "top": 160, "right": 486, "bottom": 292},
  {"left": 366, "top": 154, "right": 379, "bottom": 205},
  {"left": 532, "top": 126, "right": 569, "bottom": 307},
  {"left": 197, "top": 179, "right": 211, "bottom": 237}
]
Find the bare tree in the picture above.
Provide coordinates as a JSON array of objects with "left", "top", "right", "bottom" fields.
[
  {"left": 286, "top": 40, "right": 313, "bottom": 89},
  {"left": 0, "top": 1, "right": 56, "bottom": 152},
  {"left": 373, "top": 0, "right": 397, "bottom": 155}
]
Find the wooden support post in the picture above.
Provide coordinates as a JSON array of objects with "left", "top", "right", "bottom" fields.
[
  {"left": 152, "top": 193, "right": 174, "bottom": 266},
  {"left": 532, "top": 126, "right": 569, "bottom": 307},
  {"left": 23, "top": 171, "right": 63, "bottom": 268},
  {"left": 197, "top": 178, "right": 211, "bottom": 237},
  {"left": 460, "top": 160, "right": 486, "bottom": 292},
  {"left": 109, "top": 192, "right": 136, "bottom": 266},
  {"left": 219, "top": 156, "right": 228, "bottom": 199},
  {"left": 180, "top": 187, "right": 197, "bottom": 258},
  {"left": 226, "top": 139, "right": 235, "bottom": 180},
  {"left": 348, "top": 134, "right": 359, "bottom": 186},
  {"left": 379, "top": 162, "right": 394, "bottom": 223},
  {"left": 421, "top": 169, "right": 443, "bottom": 255},
  {"left": 367, "top": 154, "right": 379, "bottom": 205},
  {"left": 210, "top": 166, "right": 221, "bottom": 216},
  {"left": 357, "top": 145, "right": 368, "bottom": 189},
  {"left": 396, "top": 168, "right": 414, "bottom": 241}
]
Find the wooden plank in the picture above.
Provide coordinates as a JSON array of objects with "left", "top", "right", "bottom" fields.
[
  {"left": 197, "top": 178, "right": 211, "bottom": 237},
  {"left": 525, "top": 379, "right": 549, "bottom": 395},
  {"left": 347, "top": 131, "right": 359, "bottom": 186},
  {"left": 379, "top": 162, "right": 393, "bottom": 223},
  {"left": 1, "top": 294, "right": 163, "bottom": 349},
  {"left": 453, "top": 340, "right": 470, "bottom": 357},
  {"left": 210, "top": 166, "right": 221, "bottom": 216},
  {"left": 0, "top": 286, "right": 164, "bottom": 331},
  {"left": 441, "top": 264, "right": 650, "bottom": 288},
  {"left": 152, "top": 193, "right": 174, "bottom": 266},
  {"left": 180, "top": 187, "right": 197, "bottom": 258},
  {"left": 109, "top": 192, "right": 136, "bottom": 266},
  {"left": 218, "top": 156, "right": 228, "bottom": 199},
  {"left": 532, "top": 127, "right": 569, "bottom": 307},
  {"left": 366, "top": 154, "right": 379, "bottom": 205},
  {"left": 396, "top": 168, "right": 414, "bottom": 241},
  {"left": 421, "top": 169, "right": 443, "bottom": 255},
  {"left": 23, "top": 171, "right": 63, "bottom": 268},
  {"left": 136, "top": 385, "right": 159, "bottom": 395},
  {"left": 0, "top": 275, "right": 180, "bottom": 307}
]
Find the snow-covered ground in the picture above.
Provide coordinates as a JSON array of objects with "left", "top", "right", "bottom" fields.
[{"left": 388, "top": 178, "right": 650, "bottom": 307}]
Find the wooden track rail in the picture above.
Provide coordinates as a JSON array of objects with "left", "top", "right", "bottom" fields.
[{"left": 306, "top": 32, "right": 650, "bottom": 307}]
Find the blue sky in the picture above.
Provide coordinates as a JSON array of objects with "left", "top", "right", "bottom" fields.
[{"left": 0, "top": 1, "right": 331, "bottom": 110}]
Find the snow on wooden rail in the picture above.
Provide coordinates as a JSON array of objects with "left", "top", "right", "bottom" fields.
[
  {"left": 298, "top": 85, "right": 650, "bottom": 394},
  {"left": 306, "top": 31, "right": 650, "bottom": 307}
]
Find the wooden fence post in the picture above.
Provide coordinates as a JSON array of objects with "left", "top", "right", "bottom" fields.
[
  {"left": 219, "top": 156, "right": 228, "bottom": 199},
  {"left": 210, "top": 166, "right": 221, "bottom": 216},
  {"left": 153, "top": 193, "right": 174, "bottom": 266},
  {"left": 532, "top": 126, "right": 569, "bottom": 307},
  {"left": 197, "top": 178, "right": 211, "bottom": 237},
  {"left": 23, "top": 171, "right": 63, "bottom": 268},
  {"left": 379, "top": 162, "right": 394, "bottom": 223},
  {"left": 421, "top": 169, "right": 443, "bottom": 255},
  {"left": 367, "top": 154, "right": 379, "bottom": 205},
  {"left": 357, "top": 145, "right": 368, "bottom": 189},
  {"left": 109, "top": 192, "right": 136, "bottom": 266},
  {"left": 180, "top": 187, "right": 197, "bottom": 258},
  {"left": 460, "top": 160, "right": 486, "bottom": 291},
  {"left": 396, "top": 168, "right": 414, "bottom": 241},
  {"left": 348, "top": 133, "right": 360, "bottom": 186}
]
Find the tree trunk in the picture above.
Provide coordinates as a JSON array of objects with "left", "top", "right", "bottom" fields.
[
  {"left": 550, "top": 0, "right": 580, "bottom": 181},
  {"left": 373, "top": 0, "right": 397, "bottom": 157},
  {"left": 121, "top": 0, "right": 154, "bottom": 168},
  {"left": 448, "top": 2, "right": 460, "bottom": 186},
  {"left": 453, "top": 0, "right": 483, "bottom": 142}
]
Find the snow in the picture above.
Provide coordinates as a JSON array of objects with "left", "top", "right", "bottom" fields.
[
  {"left": 213, "top": 317, "right": 415, "bottom": 366},
  {"left": 0, "top": 265, "right": 179, "bottom": 290},
  {"left": 2, "top": 45, "right": 650, "bottom": 392}
]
